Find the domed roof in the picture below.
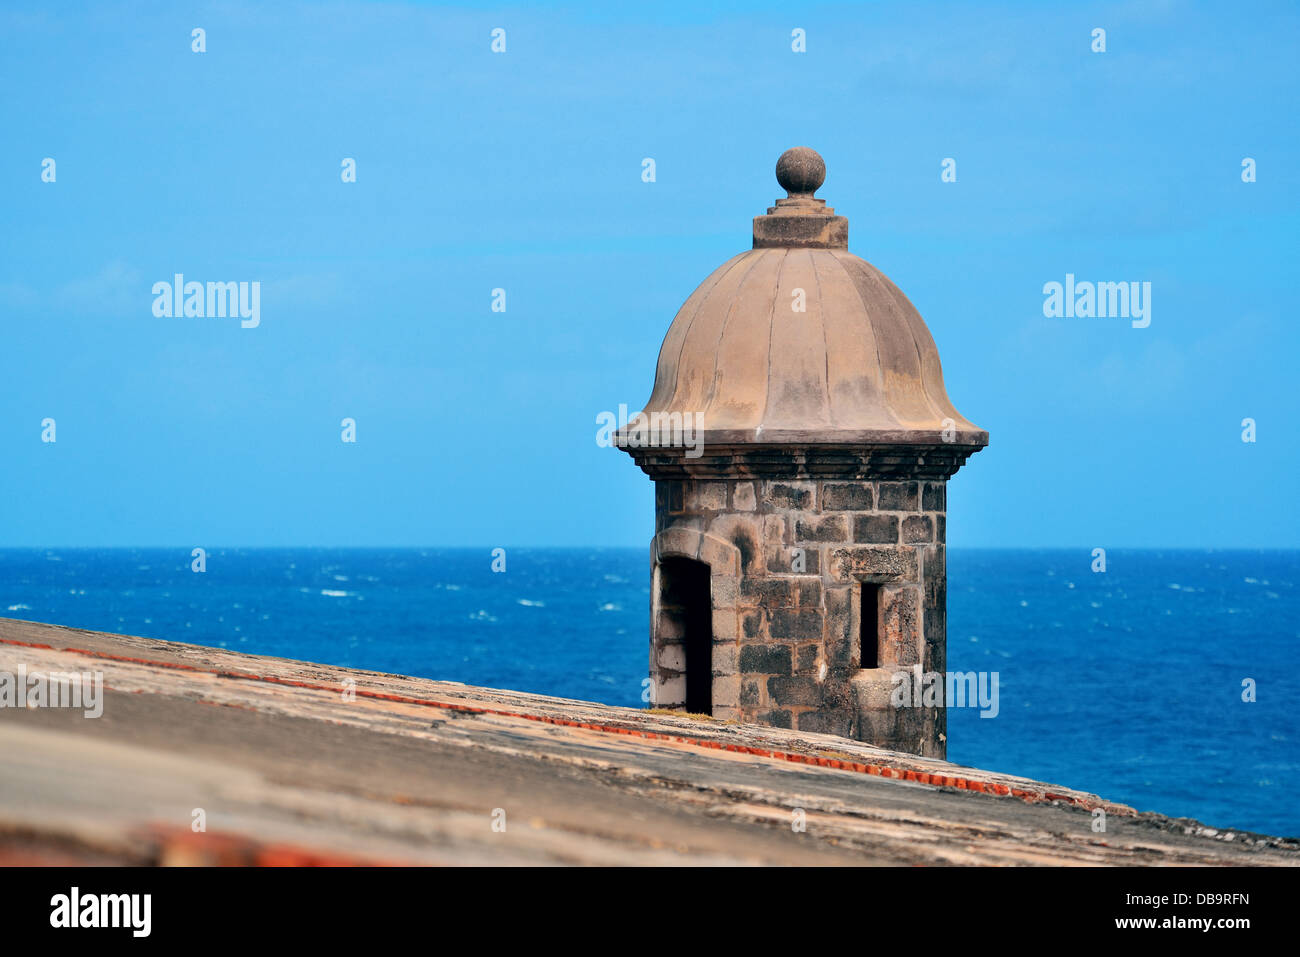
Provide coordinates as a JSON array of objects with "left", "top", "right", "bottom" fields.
[{"left": 629, "top": 148, "right": 987, "bottom": 452}]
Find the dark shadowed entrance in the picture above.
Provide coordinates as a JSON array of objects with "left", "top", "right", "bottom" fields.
[{"left": 658, "top": 557, "right": 713, "bottom": 715}]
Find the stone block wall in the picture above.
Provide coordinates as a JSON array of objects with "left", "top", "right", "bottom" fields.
[{"left": 652, "top": 477, "right": 948, "bottom": 757}]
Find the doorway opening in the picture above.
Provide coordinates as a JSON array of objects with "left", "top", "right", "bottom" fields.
[{"left": 659, "top": 557, "right": 713, "bottom": 715}]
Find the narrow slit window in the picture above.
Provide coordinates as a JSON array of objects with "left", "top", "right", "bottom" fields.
[{"left": 860, "top": 583, "right": 880, "bottom": 669}]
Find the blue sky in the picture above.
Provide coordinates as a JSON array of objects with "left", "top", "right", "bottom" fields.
[{"left": 1, "top": 0, "right": 1296, "bottom": 547}]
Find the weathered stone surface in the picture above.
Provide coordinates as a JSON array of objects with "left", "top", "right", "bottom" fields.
[
  {"left": 877, "top": 482, "right": 919, "bottom": 511},
  {"left": 732, "top": 481, "right": 756, "bottom": 511},
  {"left": 828, "top": 547, "right": 919, "bottom": 583},
  {"left": 652, "top": 470, "right": 942, "bottom": 753},
  {"left": 767, "top": 675, "right": 821, "bottom": 707},
  {"left": 654, "top": 525, "right": 700, "bottom": 563},
  {"left": 665, "top": 481, "right": 684, "bottom": 513},
  {"left": 795, "top": 515, "right": 847, "bottom": 542},
  {"left": 794, "top": 578, "right": 822, "bottom": 607},
  {"left": 712, "top": 674, "right": 740, "bottom": 707},
  {"left": 922, "top": 545, "right": 947, "bottom": 674},
  {"left": 631, "top": 444, "right": 983, "bottom": 480},
  {"left": 752, "top": 211, "right": 848, "bottom": 250},
  {"left": 822, "top": 483, "right": 874, "bottom": 511},
  {"left": 765, "top": 545, "right": 819, "bottom": 575},
  {"left": 761, "top": 513, "right": 790, "bottom": 546},
  {"left": 796, "top": 709, "right": 853, "bottom": 737},
  {"left": 763, "top": 481, "right": 815, "bottom": 510},
  {"left": 710, "top": 573, "right": 738, "bottom": 609},
  {"left": 769, "top": 608, "right": 823, "bottom": 642},
  {"left": 853, "top": 514, "right": 899, "bottom": 544},
  {"left": 699, "top": 533, "right": 741, "bottom": 577},
  {"left": 880, "top": 586, "right": 922, "bottom": 667},
  {"left": 711, "top": 642, "right": 738, "bottom": 675},
  {"left": 852, "top": 671, "right": 898, "bottom": 710},
  {"left": 711, "top": 608, "right": 738, "bottom": 641},
  {"left": 740, "top": 578, "right": 797, "bottom": 606},
  {"left": 686, "top": 480, "right": 727, "bottom": 511},
  {"left": 657, "top": 644, "right": 686, "bottom": 672},
  {"left": 656, "top": 613, "right": 685, "bottom": 641},
  {"left": 922, "top": 481, "right": 946, "bottom": 512},
  {"left": 8, "top": 618, "right": 1294, "bottom": 866},
  {"left": 706, "top": 514, "right": 762, "bottom": 575},
  {"left": 823, "top": 586, "right": 853, "bottom": 667},
  {"left": 901, "top": 514, "right": 934, "bottom": 543},
  {"left": 657, "top": 675, "right": 686, "bottom": 706},
  {"left": 739, "top": 644, "right": 792, "bottom": 676},
  {"left": 856, "top": 706, "right": 935, "bottom": 757}
]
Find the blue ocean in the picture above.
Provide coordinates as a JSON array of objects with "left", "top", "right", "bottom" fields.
[{"left": 1, "top": 548, "right": 1295, "bottom": 837}]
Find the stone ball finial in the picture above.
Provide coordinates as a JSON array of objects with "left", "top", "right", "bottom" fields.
[{"left": 775, "top": 147, "right": 826, "bottom": 197}]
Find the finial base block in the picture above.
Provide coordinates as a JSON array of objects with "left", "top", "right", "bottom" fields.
[{"left": 752, "top": 213, "right": 848, "bottom": 249}]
